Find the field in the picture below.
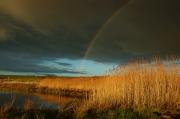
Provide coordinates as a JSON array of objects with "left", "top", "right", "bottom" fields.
[{"left": 0, "top": 58, "right": 180, "bottom": 119}]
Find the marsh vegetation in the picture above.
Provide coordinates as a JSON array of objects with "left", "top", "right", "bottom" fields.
[{"left": 0, "top": 58, "right": 180, "bottom": 119}]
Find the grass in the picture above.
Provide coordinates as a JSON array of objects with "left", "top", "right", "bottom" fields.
[
  {"left": 38, "top": 76, "right": 104, "bottom": 91},
  {"left": 38, "top": 58, "right": 180, "bottom": 109},
  {"left": 0, "top": 75, "right": 41, "bottom": 83},
  {"left": 0, "top": 101, "right": 159, "bottom": 119},
  {"left": 37, "top": 58, "right": 180, "bottom": 118},
  {"left": 0, "top": 57, "right": 180, "bottom": 118},
  {"left": 87, "top": 59, "right": 180, "bottom": 110},
  {"left": 82, "top": 108, "right": 159, "bottom": 119}
]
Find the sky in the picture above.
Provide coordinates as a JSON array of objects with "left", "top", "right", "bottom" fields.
[{"left": 0, "top": 0, "right": 180, "bottom": 76}]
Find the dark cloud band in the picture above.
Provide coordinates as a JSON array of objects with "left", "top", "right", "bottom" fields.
[{"left": 0, "top": 0, "right": 180, "bottom": 74}]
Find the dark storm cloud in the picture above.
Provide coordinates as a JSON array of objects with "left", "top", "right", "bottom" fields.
[
  {"left": 0, "top": 0, "right": 180, "bottom": 74},
  {"left": 88, "top": 0, "right": 180, "bottom": 62},
  {"left": 0, "top": 0, "right": 129, "bottom": 69},
  {"left": 0, "top": 27, "right": 8, "bottom": 40},
  {"left": 0, "top": 52, "right": 85, "bottom": 74},
  {"left": 54, "top": 62, "right": 72, "bottom": 67},
  {"left": 0, "top": 0, "right": 129, "bottom": 32},
  {"left": 0, "top": 12, "right": 86, "bottom": 59}
]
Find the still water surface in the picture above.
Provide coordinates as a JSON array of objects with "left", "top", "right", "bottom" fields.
[{"left": 0, "top": 91, "right": 74, "bottom": 109}]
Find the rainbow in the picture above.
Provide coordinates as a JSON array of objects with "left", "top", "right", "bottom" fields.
[{"left": 83, "top": 0, "right": 134, "bottom": 60}]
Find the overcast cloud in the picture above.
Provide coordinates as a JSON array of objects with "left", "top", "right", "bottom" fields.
[{"left": 0, "top": 0, "right": 179, "bottom": 75}]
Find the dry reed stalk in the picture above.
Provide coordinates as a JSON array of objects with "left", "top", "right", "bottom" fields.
[{"left": 88, "top": 60, "right": 180, "bottom": 110}]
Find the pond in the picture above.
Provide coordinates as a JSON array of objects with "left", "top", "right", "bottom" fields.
[{"left": 0, "top": 91, "right": 75, "bottom": 110}]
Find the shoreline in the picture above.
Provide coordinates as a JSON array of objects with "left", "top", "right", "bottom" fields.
[{"left": 0, "top": 82, "right": 91, "bottom": 99}]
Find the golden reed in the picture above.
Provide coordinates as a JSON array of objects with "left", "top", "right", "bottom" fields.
[{"left": 38, "top": 58, "right": 180, "bottom": 110}]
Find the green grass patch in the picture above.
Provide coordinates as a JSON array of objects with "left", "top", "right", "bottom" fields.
[{"left": 79, "top": 108, "right": 159, "bottom": 119}]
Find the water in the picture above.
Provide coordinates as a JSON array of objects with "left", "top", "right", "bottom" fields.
[{"left": 0, "top": 91, "right": 62, "bottom": 109}]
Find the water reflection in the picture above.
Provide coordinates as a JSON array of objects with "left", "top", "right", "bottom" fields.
[
  {"left": 35, "top": 93, "right": 79, "bottom": 108},
  {"left": 0, "top": 91, "right": 76, "bottom": 109}
]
